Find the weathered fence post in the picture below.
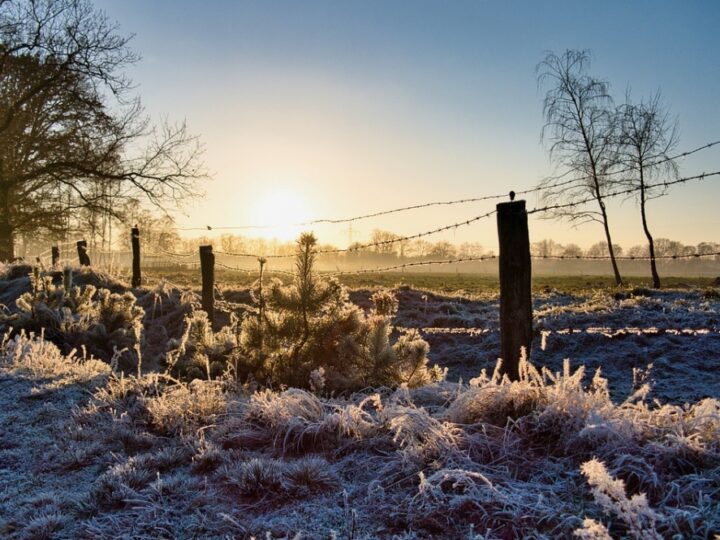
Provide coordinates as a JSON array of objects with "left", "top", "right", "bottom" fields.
[
  {"left": 496, "top": 198, "right": 532, "bottom": 380},
  {"left": 51, "top": 246, "right": 59, "bottom": 267},
  {"left": 76, "top": 240, "right": 91, "bottom": 266},
  {"left": 131, "top": 226, "right": 141, "bottom": 287},
  {"left": 199, "top": 245, "right": 214, "bottom": 324}
]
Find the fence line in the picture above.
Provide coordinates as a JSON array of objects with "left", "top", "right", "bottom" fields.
[
  {"left": 19, "top": 160, "right": 720, "bottom": 286},
  {"left": 530, "top": 251, "right": 720, "bottom": 261},
  {"left": 175, "top": 139, "right": 720, "bottom": 232},
  {"left": 179, "top": 169, "right": 719, "bottom": 261},
  {"left": 528, "top": 170, "right": 720, "bottom": 216},
  {"left": 214, "top": 209, "right": 499, "bottom": 259},
  {"left": 403, "top": 326, "right": 720, "bottom": 337},
  {"left": 324, "top": 255, "right": 499, "bottom": 276}
]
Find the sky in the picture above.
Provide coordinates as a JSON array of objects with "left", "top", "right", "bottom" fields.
[{"left": 96, "top": 0, "right": 720, "bottom": 250}]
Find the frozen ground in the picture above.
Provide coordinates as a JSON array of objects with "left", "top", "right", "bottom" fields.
[
  {"left": 359, "top": 285, "right": 720, "bottom": 405},
  {"left": 0, "top": 267, "right": 719, "bottom": 538}
]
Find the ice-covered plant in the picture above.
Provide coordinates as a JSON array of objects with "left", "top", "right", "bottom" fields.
[
  {"left": 238, "top": 232, "right": 443, "bottom": 391},
  {"left": 165, "top": 309, "right": 238, "bottom": 380},
  {"left": 580, "top": 458, "right": 663, "bottom": 539},
  {"left": 0, "top": 267, "right": 144, "bottom": 371}
]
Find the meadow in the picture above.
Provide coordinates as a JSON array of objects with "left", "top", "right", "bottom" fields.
[
  {"left": 139, "top": 267, "right": 718, "bottom": 295},
  {"left": 0, "top": 264, "right": 718, "bottom": 538}
]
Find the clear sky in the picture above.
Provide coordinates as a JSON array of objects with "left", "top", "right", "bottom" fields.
[{"left": 96, "top": 0, "right": 720, "bottom": 250}]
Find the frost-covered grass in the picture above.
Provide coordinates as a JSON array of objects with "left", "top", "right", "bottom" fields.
[
  {"left": 1, "top": 331, "right": 718, "bottom": 539},
  {"left": 1, "top": 266, "right": 719, "bottom": 537}
]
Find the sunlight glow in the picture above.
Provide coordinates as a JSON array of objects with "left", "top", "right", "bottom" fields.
[{"left": 250, "top": 187, "right": 312, "bottom": 242}]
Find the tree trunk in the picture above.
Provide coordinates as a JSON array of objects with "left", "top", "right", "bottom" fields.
[
  {"left": 0, "top": 185, "right": 14, "bottom": 261},
  {"left": 599, "top": 199, "right": 623, "bottom": 286},
  {"left": 0, "top": 219, "right": 14, "bottom": 261},
  {"left": 639, "top": 169, "right": 661, "bottom": 288}
]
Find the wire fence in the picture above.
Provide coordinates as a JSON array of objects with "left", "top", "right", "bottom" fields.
[
  {"left": 174, "top": 140, "right": 720, "bottom": 232},
  {"left": 19, "top": 137, "right": 720, "bottom": 282}
]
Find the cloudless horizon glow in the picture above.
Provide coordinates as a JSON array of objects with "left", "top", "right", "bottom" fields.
[{"left": 96, "top": 0, "right": 720, "bottom": 250}]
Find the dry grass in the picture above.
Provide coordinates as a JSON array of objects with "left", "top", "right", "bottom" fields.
[
  {"left": 2, "top": 331, "right": 718, "bottom": 538},
  {"left": 0, "top": 261, "right": 718, "bottom": 538}
]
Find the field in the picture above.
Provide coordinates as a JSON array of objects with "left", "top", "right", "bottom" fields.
[{"left": 1, "top": 266, "right": 719, "bottom": 538}]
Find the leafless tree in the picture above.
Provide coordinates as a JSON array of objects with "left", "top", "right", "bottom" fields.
[
  {"left": 537, "top": 50, "right": 623, "bottom": 285},
  {"left": 0, "top": 0, "right": 205, "bottom": 260},
  {"left": 616, "top": 91, "right": 678, "bottom": 288},
  {"left": 531, "top": 238, "right": 562, "bottom": 258},
  {"left": 587, "top": 241, "right": 623, "bottom": 258},
  {"left": 369, "top": 229, "right": 402, "bottom": 255},
  {"left": 562, "top": 243, "right": 583, "bottom": 258}
]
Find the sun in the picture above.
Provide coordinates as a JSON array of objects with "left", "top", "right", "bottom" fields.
[{"left": 251, "top": 187, "right": 312, "bottom": 242}]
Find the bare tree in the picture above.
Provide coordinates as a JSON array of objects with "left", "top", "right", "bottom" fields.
[
  {"left": 562, "top": 243, "right": 583, "bottom": 258},
  {"left": 587, "top": 241, "right": 623, "bottom": 258},
  {"left": 531, "top": 238, "right": 562, "bottom": 258},
  {"left": 0, "top": 0, "right": 205, "bottom": 260},
  {"left": 537, "top": 50, "right": 623, "bottom": 285},
  {"left": 428, "top": 241, "right": 456, "bottom": 259},
  {"left": 369, "top": 229, "right": 402, "bottom": 255},
  {"left": 616, "top": 91, "right": 678, "bottom": 288}
]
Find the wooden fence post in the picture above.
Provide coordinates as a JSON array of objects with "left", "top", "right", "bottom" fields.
[
  {"left": 51, "top": 246, "right": 59, "bottom": 267},
  {"left": 131, "top": 226, "right": 141, "bottom": 287},
  {"left": 199, "top": 245, "right": 214, "bottom": 324},
  {"left": 76, "top": 240, "right": 91, "bottom": 266},
  {"left": 496, "top": 199, "right": 532, "bottom": 380}
]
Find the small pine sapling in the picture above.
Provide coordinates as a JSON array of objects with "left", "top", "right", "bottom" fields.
[{"left": 238, "top": 232, "right": 443, "bottom": 391}]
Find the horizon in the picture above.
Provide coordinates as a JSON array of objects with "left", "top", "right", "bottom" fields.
[{"left": 93, "top": 0, "right": 720, "bottom": 250}]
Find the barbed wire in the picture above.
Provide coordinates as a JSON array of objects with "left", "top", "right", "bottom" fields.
[
  {"left": 215, "top": 260, "right": 295, "bottom": 277},
  {"left": 608, "top": 139, "right": 720, "bottom": 178},
  {"left": 214, "top": 249, "right": 289, "bottom": 259},
  {"left": 174, "top": 139, "right": 719, "bottom": 232},
  {"left": 214, "top": 208, "right": 498, "bottom": 259},
  {"left": 324, "top": 250, "right": 720, "bottom": 277},
  {"left": 539, "top": 140, "right": 720, "bottom": 193},
  {"left": 189, "top": 169, "right": 719, "bottom": 260},
  {"left": 177, "top": 196, "right": 505, "bottom": 232},
  {"left": 324, "top": 255, "right": 498, "bottom": 276},
  {"left": 214, "top": 261, "right": 257, "bottom": 274},
  {"left": 153, "top": 248, "right": 195, "bottom": 259},
  {"left": 528, "top": 170, "right": 720, "bottom": 216},
  {"left": 530, "top": 251, "right": 720, "bottom": 261},
  {"left": 406, "top": 326, "right": 720, "bottom": 337}
]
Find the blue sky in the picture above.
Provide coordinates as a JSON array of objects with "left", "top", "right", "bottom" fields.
[{"left": 96, "top": 0, "right": 720, "bottom": 249}]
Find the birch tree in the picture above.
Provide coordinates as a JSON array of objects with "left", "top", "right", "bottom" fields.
[
  {"left": 616, "top": 91, "right": 679, "bottom": 288},
  {"left": 537, "top": 50, "right": 623, "bottom": 285}
]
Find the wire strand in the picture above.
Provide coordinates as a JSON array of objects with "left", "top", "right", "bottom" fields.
[{"left": 174, "top": 139, "right": 720, "bottom": 231}]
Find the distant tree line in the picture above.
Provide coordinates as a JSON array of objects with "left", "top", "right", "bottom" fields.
[{"left": 530, "top": 239, "right": 720, "bottom": 260}]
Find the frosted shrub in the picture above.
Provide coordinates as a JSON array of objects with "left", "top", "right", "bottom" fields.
[
  {"left": 389, "top": 404, "right": 463, "bottom": 466},
  {"left": 145, "top": 379, "right": 228, "bottom": 436},
  {"left": 446, "top": 357, "right": 617, "bottom": 449},
  {"left": 574, "top": 519, "right": 612, "bottom": 540},
  {"left": 0, "top": 330, "right": 110, "bottom": 379},
  {"left": 238, "top": 233, "right": 443, "bottom": 391},
  {"left": 166, "top": 309, "right": 237, "bottom": 380},
  {"left": 0, "top": 267, "right": 144, "bottom": 371},
  {"left": 232, "top": 458, "right": 285, "bottom": 496},
  {"left": 284, "top": 456, "right": 339, "bottom": 493},
  {"left": 370, "top": 288, "right": 399, "bottom": 317}
]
